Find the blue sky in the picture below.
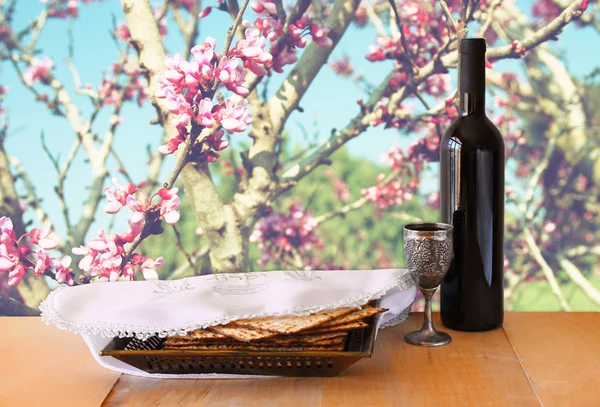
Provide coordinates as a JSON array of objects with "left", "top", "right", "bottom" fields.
[{"left": 2, "top": 1, "right": 599, "bottom": 237}]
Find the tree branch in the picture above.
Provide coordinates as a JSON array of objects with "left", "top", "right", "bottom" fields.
[
  {"left": 279, "top": 70, "right": 393, "bottom": 187},
  {"left": 558, "top": 256, "right": 600, "bottom": 307},
  {"left": 523, "top": 228, "right": 572, "bottom": 311}
]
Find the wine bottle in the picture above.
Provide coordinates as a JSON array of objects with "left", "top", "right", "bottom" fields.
[{"left": 440, "top": 38, "right": 505, "bottom": 331}]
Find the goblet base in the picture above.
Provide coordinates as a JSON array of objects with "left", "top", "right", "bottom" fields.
[{"left": 404, "top": 329, "right": 452, "bottom": 347}]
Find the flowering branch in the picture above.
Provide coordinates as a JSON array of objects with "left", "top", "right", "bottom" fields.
[{"left": 487, "top": 0, "right": 586, "bottom": 60}]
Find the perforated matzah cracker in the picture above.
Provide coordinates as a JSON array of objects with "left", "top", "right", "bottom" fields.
[
  {"left": 163, "top": 344, "right": 345, "bottom": 351},
  {"left": 263, "top": 332, "right": 347, "bottom": 344},
  {"left": 208, "top": 325, "right": 279, "bottom": 341},
  {"left": 231, "top": 307, "right": 356, "bottom": 334},
  {"left": 164, "top": 336, "right": 346, "bottom": 348},
  {"left": 317, "top": 306, "right": 387, "bottom": 328},
  {"left": 302, "top": 320, "right": 368, "bottom": 334}
]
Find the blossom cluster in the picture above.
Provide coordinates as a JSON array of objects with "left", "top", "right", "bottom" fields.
[
  {"left": 41, "top": 0, "right": 98, "bottom": 19},
  {"left": 0, "top": 85, "right": 7, "bottom": 123},
  {"left": 95, "top": 57, "right": 148, "bottom": 108},
  {"left": 324, "top": 169, "right": 351, "bottom": 203},
  {"left": 69, "top": 178, "right": 179, "bottom": 282},
  {"left": 361, "top": 144, "right": 423, "bottom": 209},
  {"left": 0, "top": 217, "right": 74, "bottom": 287},
  {"left": 23, "top": 57, "right": 54, "bottom": 86},
  {"left": 250, "top": 203, "right": 323, "bottom": 266},
  {"left": 359, "top": 0, "right": 463, "bottom": 128},
  {"left": 250, "top": 1, "right": 333, "bottom": 73},
  {"left": 155, "top": 34, "right": 269, "bottom": 159},
  {"left": 73, "top": 229, "right": 164, "bottom": 282}
]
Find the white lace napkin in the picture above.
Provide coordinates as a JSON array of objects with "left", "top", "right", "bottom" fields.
[{"left": 40, "top": 268, "right": 415, "bottom": 379}]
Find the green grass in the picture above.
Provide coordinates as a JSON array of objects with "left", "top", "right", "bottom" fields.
[{"left": 511, "top": 278, "right": 600, "bottom": 311}]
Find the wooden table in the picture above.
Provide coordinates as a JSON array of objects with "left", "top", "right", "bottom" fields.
[{"left": 1, "top": 313, "right": 598, "bottom": 407}]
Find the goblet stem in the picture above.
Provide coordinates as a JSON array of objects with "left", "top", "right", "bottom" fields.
[
  {"left": 404, "top": 287, "right": 452, "bottom": 347},
  {"left": 421, "top": 295, "right": 435, "bottom": 334}
]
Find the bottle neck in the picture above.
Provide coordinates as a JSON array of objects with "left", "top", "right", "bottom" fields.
[
  {"left": 459, "top": 49, "right": 486, "bottom": 116},
  {"left": 460, "top": 92, "right": 485, "bottom": 116}
]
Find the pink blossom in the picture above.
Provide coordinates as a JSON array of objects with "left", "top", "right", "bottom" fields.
[
  {"left": 251, "top": 203, "right": 323, "bottom": 266},
  {"left": 119, "top": 216, "right": 144, "bottom": 244},
  {"left": 0, "top": 243, "right": 18, "bottom": 273},
  {"left": 8, "top": 264, "right": 25, "bottom": 286},
  {"left": 191, "top": 37, "right": 216, "bottom": 67},
  {"left": 23, "top": 57, "right": 54, "bottom": 86},
  {"left": 330, "top": 56, "right": 354, "bottom": 77},
  {"left": 114, "top": 22, "right": 130, "bottom": 42},
  {"left": 158, "top": 132, "right": 186, "bottom": 155},
  {"left": 104, "top": 177, "right": 137, "bottom": 214},
  {"left": 231, "top": 29, "right": 272, "bottom": 76},
  {"left": 33, "top": 249, "right": 52, "bottom": 275},
  {"left": 72, "top": 245, "right": 96, "bottom": 272},
  {"left": 214, "top": 99, "right": 252, "bottom": 133},
  {"left": 140, "top": 257, "right": 164, "bottom": 280},
  {"left": 160, "top": 192, "right": 181, "bottom": 225},
  {"left": 251, "top": 0, "right": 277, "bottom": 15},
  {"left": 198, "top": 6, "right": 212, "bottom": 18},
  {"left": 195, "top": 98, "right": 214, "bottom": 127},
  {"left": 288, "top": 24, "right": 308, "bottom": 48},
  {"left": 204, "top": 130, "right": 228, "bottom": 151},
  {"left": 53, "top": 256, "right": 74, "bottom": 285},
  {"left": 272, "top": 47, "right": 297, "bottom": 73},
  {"left": 28, "top": 226, "right": 57, "bottom": 250},
  {"left": 254, "top": 17, "right": 283, "bottom": 42},
  {"left": 215, "top": 57, "right": 249, "bottom": 96},
  {"left": 310, "top": 25, "right": 333, "bottom": 48}
]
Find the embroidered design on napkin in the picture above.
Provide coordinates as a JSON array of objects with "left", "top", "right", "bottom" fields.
[
  {"left": 153, "top": 279, "right": 193, "bottom": 294},
  {"left": 210, "top": 273, "right": 269, "bottom": 295},
  {"left": 284, "top": 270, "right": 322, "bottom": 281}
]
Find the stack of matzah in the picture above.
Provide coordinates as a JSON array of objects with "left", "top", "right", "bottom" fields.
[{"left": 162, "top": 304, "right": 387, "bottom": 351}]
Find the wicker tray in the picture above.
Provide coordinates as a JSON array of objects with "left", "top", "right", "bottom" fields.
[{"left": 100, "top": 314, "right": 381, "bottom": 377}]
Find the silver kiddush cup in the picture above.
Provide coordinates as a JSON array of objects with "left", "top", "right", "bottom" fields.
[{"left": 403, "top": 223, "right": 453, "bottom": 347}]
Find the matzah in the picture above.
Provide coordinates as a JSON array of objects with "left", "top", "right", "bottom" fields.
[
  {"left": 318, "top": 306, "right": 386, "bottom": 328},
  {"left": 231, "top": 307, "right": 356, "bottom": 334},
  {"left": 163, "top": 344, "right": 345, "bottom": 351},
  {"left": 302, "top": 320, "right": 368, "bottom": 334},
  {"left": 209, "top": 325, "right": 279, "bottom": 341}
]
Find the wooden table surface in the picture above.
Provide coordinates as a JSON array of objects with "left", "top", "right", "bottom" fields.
[{"left": 1, "top": 313, "right": 598, "bottom": 407}]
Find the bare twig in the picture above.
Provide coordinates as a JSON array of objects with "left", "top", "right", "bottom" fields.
[
  {"left": 173, "top": 225, "right": 197, "bottom": 272},
  {"left": 7, "top": 156, "right": 56, "bottom": 237},
  {"left": 523, "top": 228, "right": 572, "bottom": 311},
  {"left": 387, "top": 0, "right": 419, "bottom": 73},
  {"left": 41, "top": 132, "right": 74, "bottom": 246},
  {"left": 476, "top": 0, "right": 501, "bottom": 37},
  {"left": 558, "top": 256, "right": 600, "bottom": 307},
  {"left": 440, "top": 0, "right": 458, "bottom": 31},
  {"left": 365, "top": 3, "right": 388, "bottom": 38}
]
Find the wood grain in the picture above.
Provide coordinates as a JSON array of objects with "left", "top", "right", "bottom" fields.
[
  {"left": 320, "top": 313, "right": 541, "bottom": 407},
  {"left": 103, "top": 376, "right": 323, "bottom": 407},
  {"left": 503, "top": 312, "right": 600, "bottom": 407},
  {"left": 0, "top": 317, "right": 120, "bottom": 407},
  {"left": 102, "top": 313, "right": 540, "bottom": 407},
  {"left": 5, "top": 313, "right": 598, "bottom": 407}
]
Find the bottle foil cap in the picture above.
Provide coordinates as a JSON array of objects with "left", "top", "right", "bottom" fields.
[{"left": 460, "top": 38, "right": 487, "bottom": 55}]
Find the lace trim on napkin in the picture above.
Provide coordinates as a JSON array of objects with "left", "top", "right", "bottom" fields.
[
  {"left": 379, "top": 306, "right": 411, "bottom": 330},
  {"left": 39, "top": 270, "right": 414, "bottom": 340}
]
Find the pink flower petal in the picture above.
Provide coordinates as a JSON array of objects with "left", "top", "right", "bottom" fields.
[
  {"left": 163, "top": 210, "right": 180, "bottom": 225},
  {"left": 104, "top": 201, "right": 123, "bottom": 214},
  {"left": 0, "top": 256, "right": 15, "bottom": 272},
  {"left": 142, "top": 268, "right": 159, "bottom": 280},
  {"left": 39, "top": 238, "right": 57, "bottom": 250}
]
